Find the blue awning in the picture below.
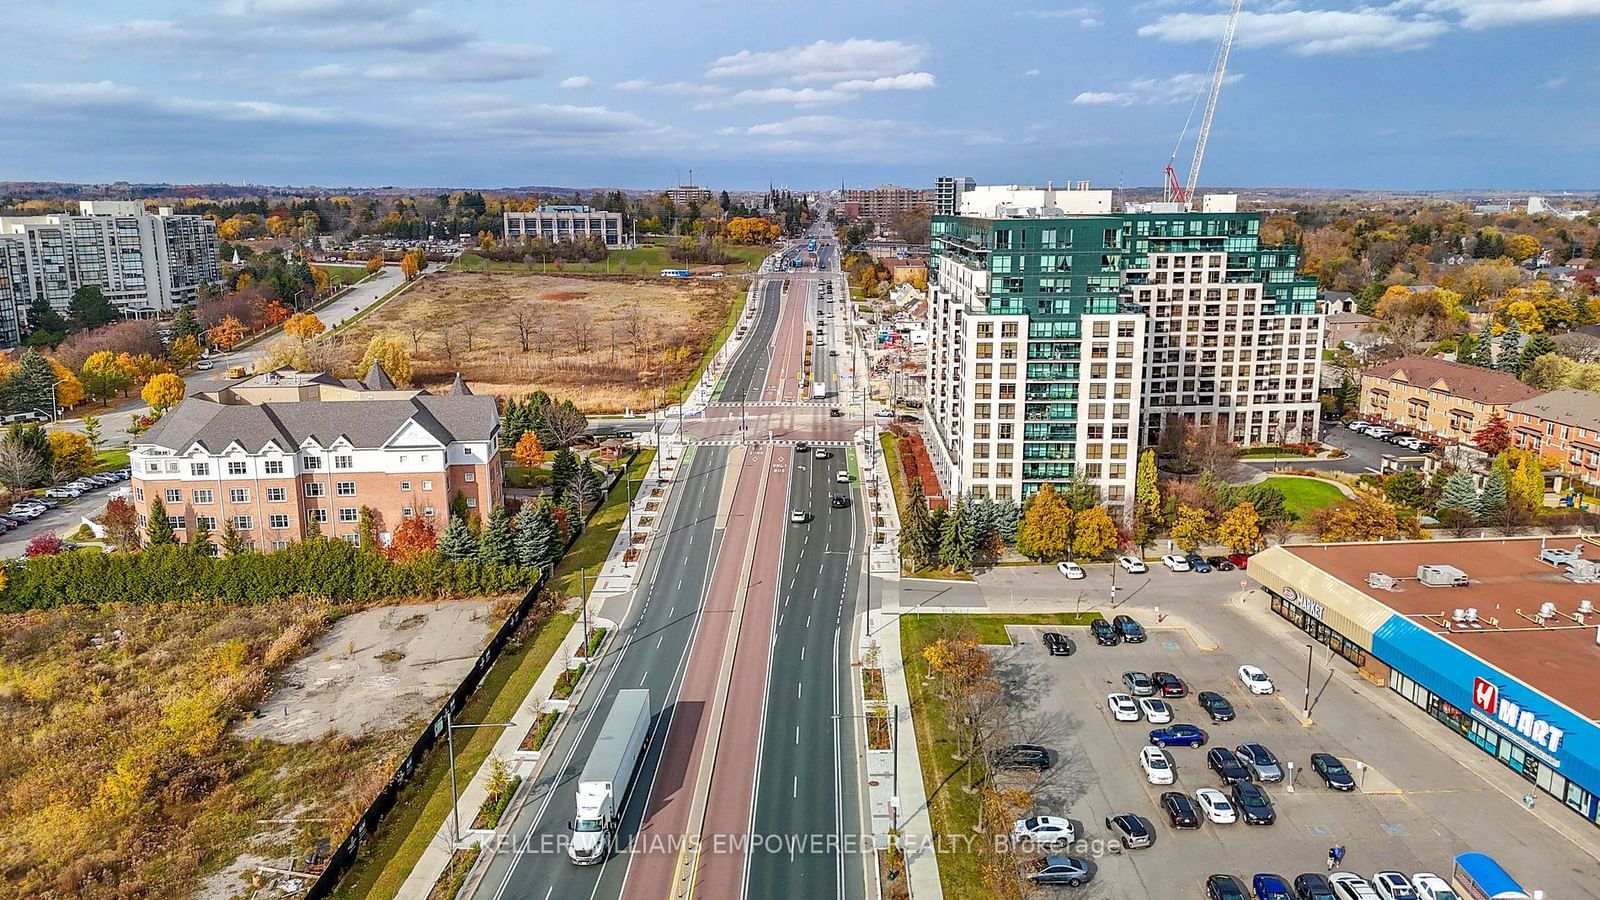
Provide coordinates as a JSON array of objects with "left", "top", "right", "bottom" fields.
[{"left": 1454, "top": 853, "right": 1529, "bottom": 898}]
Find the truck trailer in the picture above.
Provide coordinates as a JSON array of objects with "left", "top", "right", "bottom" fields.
[{"left": 567, "top": 689, "right": 651, "bottom": 864}]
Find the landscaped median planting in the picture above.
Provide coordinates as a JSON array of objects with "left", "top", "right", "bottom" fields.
[
  {"left": 519, "top": 710, "right": 561, "bottom": 754},
  {"left": 552, "top": 662, "right": 586, "bottom": 700},
  {"left": 471, "top": 758, "right": 521, "bottom": 830},
  {"left": 426, "top": 844, "right": 479, "bottom": 900}
]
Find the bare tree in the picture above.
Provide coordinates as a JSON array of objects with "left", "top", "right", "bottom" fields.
[
  {"left": 407, "top": 322, "right": 427, "bottom": 355},
  {"left": 512, "top": 309, "right": 535, "bottom": 353},
  {"left": 0, "top": 440, "right": 46, "bottom": 492},
  {"left": 439, "top": 326, "right": 457, "bottom": 363}
]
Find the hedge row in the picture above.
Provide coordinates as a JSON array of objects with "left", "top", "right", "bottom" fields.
[{"left": 0, "top": 540, "right": 531, "bottom": 611}]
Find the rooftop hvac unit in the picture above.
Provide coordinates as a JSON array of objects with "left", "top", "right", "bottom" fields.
[
  {"left": 1567, "top": 559, "right": 1600, "bottom": 583},
  {"left": 1539, "top": 601, "right": 1558, "bottom": 619},
  {"left": 1418, "top": 564, "right": 1469, "bottom": 587},
  {"left": 1580, "top": 600, "right": 1595, "bottom": 615},
  {"left": 1452, "top": 608, "right": 1467, "bottom": 623},
  {"left": 1466, "top": 608, "right": 1480, "bottom": 625},
  {"left": 1367, "top": 572, "right": 1398, "bottom": 591}
]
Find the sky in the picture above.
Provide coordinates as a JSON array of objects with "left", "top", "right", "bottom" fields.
[{"left": 2, "top": 0, "right": 1598, "bottom": 192}]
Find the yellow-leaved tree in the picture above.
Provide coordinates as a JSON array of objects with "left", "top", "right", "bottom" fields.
[
  {"left": 1070, "top": 505, "right": 1118, "bottom": 560},
  {"left": 142, "top": 373, "right": 186, "bottom": 412},
  {"left": 1215, "top": 501, "right": 1261, "bottom": 553},
  {"left": 1169, "top": 504, "right": 1214, "bottom": 553},
  {"left": 358, "top": 333, "right": 413, "bottom": 386},
  {"left": 1016, "top": 482, "right": 1072, "bottom": 562},
  {"left": 513, "top": 431, "right": 546, "bottom": 468},
  {"left": 283, "top": 311, "right": 326, "bottom": 341}
]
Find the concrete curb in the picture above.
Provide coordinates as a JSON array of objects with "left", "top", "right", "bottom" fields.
[{"left": 865, "top": 609, "right": 944, "bottom": 900}]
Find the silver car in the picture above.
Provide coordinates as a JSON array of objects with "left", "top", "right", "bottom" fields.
[
  {"left": 1122, "top": 671, "right": 1156, "bottom": 697},
  {"left": 1235, "top": 742, "right": 1284, "bottom": 782}
]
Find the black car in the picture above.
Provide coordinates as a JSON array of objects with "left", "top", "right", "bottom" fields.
[
  {"left": 1160, "top": 791, "right": 1200, "bottom": 829},
  {"left": 1026, "top": 855, "right": 1093, "bottom": 887},
  {"left": 1042, "top": 632, "right": 1075, "bottom": 656},
  {"left": 1103, "top": 813, "right": 1152, "bottom": 848},
  {"left": 1293, "top": 873, "right": 1337, "bottom": 900},
  {"left": 1112, "top": 614, "right": 1146, "bottom": 643},
  {"left": 1310, "top": 753, "right": 1356, "bottom": 791},
  {"left": 829, "top": 494, "right": 851, "bottom": 509},
  {"left": 1207, "top": 747, "right": 1252, "bottom": 785},
  {"left": 1206, "top": 555, "right": 1236, "bottom": 571},
  {"left": 828, "top": 408, "right": 843, "bottom": 418},
  {"left": 1186, "top": 553, "right": 1213, "bottom": 573},
  {"left": 1197, "top": 691, "right": 1236, "bottom": 722},
  {"left": 1230, "top": 782, "right": 1275, "bottom": 824},
  {"left": 990, "top": 744, "right": 1051, "bottom": 771},
  {"left": 1206, "top": 874, "right": 1249, "bottom": 900},
  {"left": 795, "top": 441, "right": 810, "bottom": 452},
  {"left": 1152, "top": 672, "right": 1187, "bottom": 698},
  {"left": 1089, "top": 618, "right": 1121, "bottom": 646}
]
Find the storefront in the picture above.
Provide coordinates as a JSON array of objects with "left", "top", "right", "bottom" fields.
[{"left": 1265, "top": 588, "right": 1368, "bottom": 668}]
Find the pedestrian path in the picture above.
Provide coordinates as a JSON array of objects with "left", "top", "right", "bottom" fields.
[{"left": 865, "top": 608, "right": 943, "bottom": 900}]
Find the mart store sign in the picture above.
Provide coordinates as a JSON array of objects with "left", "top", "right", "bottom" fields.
[{"left": 1473, "top": 677, "right": 1565, "bottom": 758}]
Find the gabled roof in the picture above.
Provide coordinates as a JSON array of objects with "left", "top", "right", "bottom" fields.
[
  {"left": 364, "top": 361, "right": 396, "bottom": 391},
  {"left": 136, "top": 393, "right": 497, "bottom": 453},
  {"left": 1367, "top": 355, "right": 1540, "bottom": 406},
  {"left": 447, "top": 372, "right": 472, "bottom": 396},
  {"left": 1508, "top": 388, "right": 1600, "bottom": 433}
]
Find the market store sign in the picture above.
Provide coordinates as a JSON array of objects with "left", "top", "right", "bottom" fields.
[
  {"left": 1472, "top": 677, "right": 1565, "bottom": 759},
  {"left": 1280, "top": 586, "right": 1323, "bottom": 618}
]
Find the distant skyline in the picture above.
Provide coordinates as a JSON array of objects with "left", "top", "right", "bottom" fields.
[{"left": 3, "top": 1, "right": 1598, "bottom": 192}]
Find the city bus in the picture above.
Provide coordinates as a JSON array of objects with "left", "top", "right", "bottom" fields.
[{"left": 658, "top": 268, "right": 690, "bottom": 278}]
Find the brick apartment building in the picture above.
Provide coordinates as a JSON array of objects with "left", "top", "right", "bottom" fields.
[
  {"left": 1359, "top": 355, "right": 1539, "bottom": 445},
  {"left": 1508, "top": 388, "right": 1600, "bottom": 488},
  {"left": 129, "top": 365, "right": 500, "bottom": 551}
]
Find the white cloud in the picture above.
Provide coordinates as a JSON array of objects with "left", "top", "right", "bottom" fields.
[
  {"left": 1139, "top": 9, "right": 1451, "bottom": 55},
  {"left": 13, "top": 80, "right": 351, "bottom": 125},
  {"left": 614, "top": 79, "right": 726, "bottom": 97},
  {"left": 1411, "top": 0, "right": 1600, "bottom": 29},
  {"left": 745, "top": 115, "right": 900, "bottom": 136},
  {"left": 832, "top": 72, "right": 936, "bottom": 91},
  {"left": 1014, "top": 6, "right": 1096, "bottom": 19},
  {"left": 1071, "top": 72, "right": 1242, "bottom": 106},
  {"left": 1081, "top": 17, "right": 1101, "bottom": 27},
  {"left": 1543, "top": 75, "right": 1570, "bottom": 89},
  {"left": 707, "top": 39, "right": 927, "bottom": 83},
  {"left": 1024, "top": 69, "right": 1041, "bottom": 76},
  {"left": 1073, "top": 91, "right": 1134, "bottom": 105},
  {"left": 560, "top": 76, "right": 592, "bottom": 89},
  {"left": 726, "top": 87, "right": 852, "bottom": 106}
]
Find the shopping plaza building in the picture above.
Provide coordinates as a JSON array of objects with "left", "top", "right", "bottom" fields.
[
  {"left": 924, "top": 183, "right": 1323, "bottom": 515},
  {"left": 1249, "top": 537, "right": 1600, "bottom": 830}
]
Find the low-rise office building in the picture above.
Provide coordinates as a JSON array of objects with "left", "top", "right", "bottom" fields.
[
  {"left": 129, "top": 366, "right": 500, "bottom": 550},
  {"left": 1360, "top": 355, "right": 1539, "bottom": 444},
  {"left": 502, "top": 205, "right": 629, "bottom": 248},
  {"left": 1249, "top": 537, "right": 1600, "bottom": 832}
]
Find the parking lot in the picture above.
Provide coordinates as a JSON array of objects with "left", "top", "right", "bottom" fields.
[{"left": 984, "top": 612, "right": 1591, "bottom": 897}]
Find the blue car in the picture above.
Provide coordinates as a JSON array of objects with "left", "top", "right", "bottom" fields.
[
  {"left": 1148, "top": 724, "right": 1208, "bottom": 748},
  {"left": 1253, "top": 873, "right": 1291, "bottom": 900},
  {"left": 1186, "top": 553, "right": 1213, "bottom": 573}
]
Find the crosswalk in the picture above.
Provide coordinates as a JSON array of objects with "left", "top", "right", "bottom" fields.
[
  {"left": 706, "top": 400, "right": 836, "bottom": 409},
  {"left": 693, "top": 438, "right": 852, "bottom": 447}
]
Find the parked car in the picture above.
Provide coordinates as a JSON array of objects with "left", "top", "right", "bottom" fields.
[
  {"left": 990, "top": 744, "right": 1051, "bottom": 771},
  {"left": 1138, "top": 697, "right": 1172, "bottom": 723},
  {"left": 1042, "top": 632, "right": 1074, "bottom": 656},
  {"left": 1294, "top": 873, "right": 1338, "bottom": 900},
  {"left": 1206, "top": 555, "right": 1236, "bottom": 571},
  {"left": 44, "top": 488, "right": 80, "bottom": 499},
  {"left": 1329, "top": 874, "right": 1380, "bottom": 900},
  {"left": 1089, "top": 618, "right": 1121, "bottom": 646},
  {"left": 1141, "top": 746, "right": 1175, "bottom": 784},
  {"left": 1025, "top": 855, "right": 1093, "bottom": 887},
  {"left": 1057, "top": 561, "right": 1085, "bottom": 580},
  {"left": 1372, "top": 872, "right": 1418, "bottom": 900},
  {"left": 1227, "top": 552, "right": 1251, "bottom": 569},
  {"left": 1160, "top": 791, "right": 1201, "bottom": 829},
  {"left": 1195, "top": 787, "right": 1237, "bottom": 824},
  {"left": 1152, "top": 671, "right": 1187, "bottom": 697},
  {"left": 1345, "top": 420, "right": 1369, "bottom": 431},
  {"left": 1012, "top": 815, "right": 1076, "bottom": 847},
  {"left": 1207, "top": 747, "right": 1252, "bottom": 785},
  {"left": 1310, "top": 753, "right": 1356, "bottom": 791},
  {"left": 1117, "top": 555, "right": 1148, "bottom": 573},
  {"left": 1149, "top": 724, "right": 1208, "bottom": 748},
  {"left": 1207, "top": 875, "right": 1250, "bottom": 900},
  {"left": 1408, "top": 874, "right": 1458, "bottom": 900},
  {"left": 1107, "top": 693, "right": 1141, "bottom": 722},
  {"left": 1186, "top": 553, "right": 1213, "bottom": 573},
  {"left": 1197, "top": 691, "right": 1236, "bottom": 722},
  {"left": 1236, "top": 743, "right": 1284, "bottom": 782},
  {"left": 1161, "top": 554, "right": 1191, "bottom": 572},
  {"left": 1238, "top": 665, "right": 1275, "bottom": 695},
  {"left": 1103, "top": 814, "right": 1152, "bottom": 848},
  {"left": 1230, "top": 782, "right": 1275, "bottom": 824},
  {"left": 1122, "top": 671, "right": 1156, "bottom": 697},
  {"left": 1112, "top": 614, "right": 1146, "bottom": 643},
  {"left": 1254, "top": 874, "right": 1293, "bottom": 900}
]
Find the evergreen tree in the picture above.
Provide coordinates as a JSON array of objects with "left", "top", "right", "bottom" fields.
[
  {"left": 541, "top": 503, "right": 567, "bottom": 569},
  {"left": 513, "top": 502, "right": 550, "bottom": 568},
  {"left": 1335, "top": 377, "right": 1360, "bottom": 414},
  {"left": 938, "top": 497, "right": 975, "bottom": 572},
  {"left": 573, "top": 459, "right": 602, "bottom": 507},
  {"left": 304, "top": 516, "right": 323, "bottom": 540},
  {"left": 563, "top": 492, "right": 584, "bottom": 536},
  {"left": 1470, "top": 321, "right": 1496, "bottom": 367},
  {"left": 1495, "top": 320, "right": 1522, "bottom": 374},
  {"left": 1480, "top": 468, "right": 1508, "bottom": 521},
  {"left": 23, "top": 297, "right": 68, "bottom": 345},
  {"left": 438, "top": 514, "right": 480, "bottom": 560},
  {"left": 995, "top": 497, "right": 1020, "bottom": 545},
  {"left": 357, "top": 506, "right": 378, "bottom": 550},
  {"left": 170, "top": 305, "right": 201, "bottom": 342},
  {"left": 479, "top": 504, "right": 516, "bottom": 565},
  {"left": 67, "top": 285, "right": 120, "bottom": 331},
  {"left": 221, "top": 518, "right": 245, "bottom": 556},
  {"left": 191, "top": 516, "right": 214, "bottom": 555},
  {"left": 147, "top": 497, "right": 176, "bottom": 545},
  {"left": 1438, "top": 469, "right": 1482, "bottom": 517},
  {"left": 899, "top": 478, "right": 937, "bottom": 570},
  {"left": 5, "top": 350, "right": 61, "bottom": 417},
  {"left": 1519, "top": 333, "right": 1557, "bottom": 375},
  {"left": 550, "top": 448, "right": 578, "bottom": 499},
  {"left": 450, "top": 490, "right": 472, "bottom": 527}
]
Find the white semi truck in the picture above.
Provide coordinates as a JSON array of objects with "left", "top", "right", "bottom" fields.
[{"left": 567, "top": 689, "right": 651, "bottom": 864}]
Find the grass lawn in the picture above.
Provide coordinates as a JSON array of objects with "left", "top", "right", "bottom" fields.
[
  {"left": 550, "top": 449, "right": 656, "bottom": 599},
  {"left": 323, "top": 265, "right": 371, "bottom": 286},
  {"left": 668, "top": 283, "right": 750, "bottom": 405},
  {"left": 95, "top": 447, "right": 129, "bottom": 472},
  {"left": 450, "top": 242, "right": 771, "bottom": 276},
  {"left": 900, "top": 611, "right": 1102, "bottom": 899},
  {"left": 1263, "top": 476, "right": 1347, "bottom": 522},
  {"left": 879, "top": 431, "right": 907, "bottom": 515},
  {"left": 504, "top": 465, "right": 551, "bottom": 490}
]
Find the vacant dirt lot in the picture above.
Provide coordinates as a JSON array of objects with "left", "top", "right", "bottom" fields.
[{"left": 339, "top": 271, "right": 735, "bottom": 412}]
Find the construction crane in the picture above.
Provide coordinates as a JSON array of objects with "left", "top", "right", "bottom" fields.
[{"left": 1163, "top": 0, "right": 1243, "bottom": 210}]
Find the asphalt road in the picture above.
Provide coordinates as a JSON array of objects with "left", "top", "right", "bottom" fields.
[
  {"left": 473, "top": 445, "right": 727, "bottom": 900},
  {"left": 745, "top": 445, "right": 868, "bottom": 899},
  {"left": 719, "top": 279, "right": 784, "bottom": 403}
]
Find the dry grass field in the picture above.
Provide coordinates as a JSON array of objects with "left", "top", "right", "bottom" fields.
[{"left": 339, "top": 271, "right": 736, "bottom": 412}]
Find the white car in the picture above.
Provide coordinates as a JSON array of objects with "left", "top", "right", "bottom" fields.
[
  {"left": 1140, "top": 746, "right": 1174, "bottom": 785},
  {"left": 195, "top": 361, "right": 215, "bottom": 370},
  {"left": 1161, "top": 554, "right": 1190, "bottom": 572},
  {"left": 835, "top": 470, "right": 851, "bottom": 484},
  {"left": 1194, "top": 787, "right": 1236, "bottom": 823},
  {"left": 1331, "top": 874, "right": 1381, "bottom": 900},
  {"left": 1107, "top": 693, "right": 1141, "bottom": 722},
  {"left": 1372, "top": 872, "right": 1418, "bottom": 900},
  {"left": 1011, "top": 815, "right": 1077, "bottom": 846},
  {"left": 1409, "top": 874, "right": 1459, "bottom": 900},
  {"left": 1138, "top": 697, "right": 1172, "bottom": 723},
  {"left": 1117, "top": 555, "right": 1148, "bottom": 573},
  {"left": 789, "top": 509, "right": 809, "bottom": 523},
  {"left": 1238, "top": 665, "right": 1275, "bottom": 695},
  {"left": 43, "top": 488, "right": 80, "bottom": 499},
  {"left": 1057, "top": 561, "right": 1085, "bottom": 580},
  {"left": 1346, "top": 420, "right": 1369, "bottom": 431}
]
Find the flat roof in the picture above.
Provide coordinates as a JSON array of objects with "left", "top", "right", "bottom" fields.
[{"left": 1285, "top": 537, "right": 1600, "bottom": 721}]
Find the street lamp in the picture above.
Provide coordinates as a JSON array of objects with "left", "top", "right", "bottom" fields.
[
  {"left": 50, "top": 377, "right": 69, "bottom": 421},
  {"left": 443, "top": 709, "right": 517, "bottom": 843}
]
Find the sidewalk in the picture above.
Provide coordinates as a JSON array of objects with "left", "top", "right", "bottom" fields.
[{"left": 864, "top": 607, "right": 943, "bottom": 900}]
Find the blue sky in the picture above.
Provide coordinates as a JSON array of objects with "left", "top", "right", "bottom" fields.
[{"left": 2, "top": 0, "right": 1597, "bottom": 191}]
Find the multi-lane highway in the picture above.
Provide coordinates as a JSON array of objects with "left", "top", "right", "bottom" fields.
[{"left": 467, "top": 224, "right": 870, "bottom": 900}]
